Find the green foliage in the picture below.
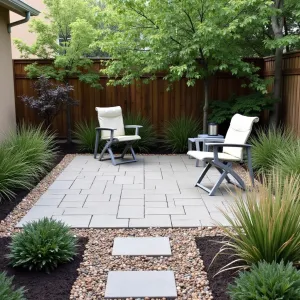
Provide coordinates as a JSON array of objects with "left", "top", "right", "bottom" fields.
[
  {"left": 209, "top": 93, "right": 277, "bottom": 124},
  {"left": 164, "top": 116, "right": 201, "bottom": 153},
  {"left": 74, "top": 120, "right": 103, "bottom": 153},
  {"left": 250, "top": 126, "right": 296, "bottom": 175},
  {"left": 14, "top": 0, "right": 101, "bottom": 84},
  {"left": 217, "top": 172, "right": 300, "bottom": 270},
  {"left": 228, "top": 261, "right": 300, "bottom": 300},
  {"left": 8, "top": 218, "right": 77, "bottom": 273},
  {"left": 0, "top": 272, "right": 26, "bottom": 300},
  {"left": 275, "top": 141, "right": 300, "bottom": 179},
  {"left": 0, "top": 124, "right": 57, "bottom": 200},
  {"left": 124, "top": 113, "right": 157, "bottom": 153},
  {"left": 98, "top": 0, "right": 270, "bottom": 90}
]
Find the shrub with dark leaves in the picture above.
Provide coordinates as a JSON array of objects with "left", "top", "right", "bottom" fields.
[
  {"left": 8, "top": 218, "right": 77, "bottom": 273},
  {"left": 20, "top": 76, "right": 78, "bottom": 126}
]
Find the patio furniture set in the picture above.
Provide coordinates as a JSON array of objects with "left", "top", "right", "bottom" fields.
[{"left": 94, "top": 106, "right": 258, "bottom": 196}]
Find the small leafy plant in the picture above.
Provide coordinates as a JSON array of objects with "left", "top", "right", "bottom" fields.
[
  {"left": 164, "top": 116, "right": 201, "bottom": 153},
  {"left": 0, "top": 272, "right": 26, "bottom": 300},
  {"left": 8, "top": 218, "right": 77, "bottom": 273},
  {"left": 20, "top": 76, "right": 78, "bottom": 127},
  {"left": 209, "top": 93, "right": 277, "bottom": 124},
  {"left": 217, "top": 172, "right": 300, "bottom": 271},
  {"left": 228, "top": 261, "right": 300, "bottom": 300}
]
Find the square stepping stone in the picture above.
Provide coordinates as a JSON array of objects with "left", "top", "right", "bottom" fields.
[
  {"left": 104, "top": 271, "right": 177, "bottom": 298},
  {"left": 112, "top": 237, "right": 171, "bottom": 256}
]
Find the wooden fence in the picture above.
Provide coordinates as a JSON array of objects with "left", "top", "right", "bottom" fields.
[
  {"left": 13, "top": 56, "right": 290, "bottom": 138},
  {"left": 264, "top": 51, "right": 300, "bottom": 135}
]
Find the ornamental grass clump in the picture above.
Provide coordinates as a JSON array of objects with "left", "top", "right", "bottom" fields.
[
  {"left": 0, "top": 272, "right": 26, "bottom": 300},
  {"left": 164, "top": 116, "right": 201, "bottom": 153},
  {"left": 0, "top": 124, "right": 57, "bottom": 200},
  {"left": 8, "top": 218, "right": 77, "bottom": 273},
  {"left": 124, "top": 113, "right": 157, "bottom": 153},
  {"left": 217, "top": 172, "right": 300, "bottom": 272},
  {"left": 228, "top": 261, "right": 300, "bottom": 300},
  {"left": 250, "top": 126, "right": 296, "bottom": 175},
  {"left": 74, "top": 119, "right": 103, "bottom": 153}
]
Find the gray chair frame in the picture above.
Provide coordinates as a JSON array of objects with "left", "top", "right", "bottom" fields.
[
  {"left": 93, "top": 125, "right": 142, "bottom": 166},
  {"left": 195, "top": 143, "right": 254, "bottom": 196}
]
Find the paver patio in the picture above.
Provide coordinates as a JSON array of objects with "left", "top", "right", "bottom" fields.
[{"left": 17, "top": 155, "right": 236, "bottom": 228}]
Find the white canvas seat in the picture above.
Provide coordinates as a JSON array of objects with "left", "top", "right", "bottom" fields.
[
  {"left": 187, "top": 114, "right": 259, "bottom": 196},
  {"left": 94, "top": 106, "right": 142, "bottom": 165}
]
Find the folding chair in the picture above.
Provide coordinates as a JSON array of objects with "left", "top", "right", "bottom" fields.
[
  {"left": 94, "top": 106, "right": 142, "bottom": 165},
  {"left": 187, "top": 114, "right": 259, "bottom": 196}
]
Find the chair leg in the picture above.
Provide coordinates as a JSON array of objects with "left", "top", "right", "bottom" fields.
[
  {"left": 211, "top": 161, "right": 245, "bottom": 190},
  {"left": 107, "top": 147, "right": 117, "bottom": 166},
  {"left": 247, "top": 148, "right": 255, "bottom": 186},
  {"left": 130, "top": 145, "right": 137, "bottom": 161},
  {"left": 209, "top": 170, "right": 229, "bottom": 196},
  {"left": 215, "top": 165, "right": 231, "bottom": 183},
  {"left": 94, "top": 130, "right": 100, "bottom": 159},
  {"left": 195, "top": 162, "right": 211, "bottom": 186},
  {"left": 99, "top": 142, "right": 110, "bottom": 161}
]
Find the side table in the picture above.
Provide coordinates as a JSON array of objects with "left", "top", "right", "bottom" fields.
[{"left": 188, "top": 134, "right": 225, "bottom": 167}]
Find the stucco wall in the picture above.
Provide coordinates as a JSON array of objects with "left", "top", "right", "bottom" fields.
[
  {"left": 10, "top": 0, "right": 46, "bottom": 58},
  {"left": 0, "top": 6, "right": 16, "bottom": 142}
]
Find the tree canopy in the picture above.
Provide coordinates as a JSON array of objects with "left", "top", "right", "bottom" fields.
[{"left": 97, "top": 0, "right": 272, "bottom": 131}]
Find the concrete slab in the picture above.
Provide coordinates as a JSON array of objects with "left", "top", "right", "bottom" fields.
[
  {"left": 112, "top": 237, "right": 171, "bottom": 256},
  {"left": 104, "top": 271, "right": 177, "bottom": 298}
]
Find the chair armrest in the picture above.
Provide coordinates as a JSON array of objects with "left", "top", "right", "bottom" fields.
[
  {"left": 124, "top": 125, "right": 143, "bottom": 135},
  {"left": 95, "top": 127, "right": 116, "bottom": 131},
  {"left": 95, "top": 127, "right": 116, "bottom": 142},
  {"left": 205, "top": 143, "right": 251, "bottom": 148}
]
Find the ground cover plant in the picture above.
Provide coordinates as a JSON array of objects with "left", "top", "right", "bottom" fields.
[
  {"left": 217, "top": 172, "right": 300, "bottom": 271},
  {"left": 0, "top": 124, "right": 57, "bottom": 200},
  {"left": 8, "top": 218, "right": 77, "bottom": 273},
  {"left": 164, "top": 116, "right": 201, "bottom": 153},
  {"left": 250, "top": 126, "right": 296, "bottom": 175},
  {"left": 0, "top": 272, "right": 25, "bottom": 300},
  {"left": 228, "top": 261, "right": 300, "bottom": 300}
]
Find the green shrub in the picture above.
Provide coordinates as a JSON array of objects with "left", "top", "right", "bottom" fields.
[
  {"left": 0, "top": 124, "right": 57, "bottom": 200},
  {"left": 250, "top": 126, "right": 296, "bottom": 175},
  {"left": 228, "top": 261, "right": 300, "bottom": 300},
  {"left": 74, "top": 119, "right": 104, "bottom": 153},
  {"left": 164, "top": 116, "right": 201, "bottom": 153},
  {"left": 217, "top": 172, "right": 300, "bottom": 270},
  {"left": 0, "top": 272, "right": 26, "bottom": 300},
  {"left": 8, "top": 218, "right": 77, "bottom": 273},
  {"left": 209, "top": 93, "right": 277, "bottom": 125},
  {"left": 124, "top": 113, "right": 157, "bottom": 153}
]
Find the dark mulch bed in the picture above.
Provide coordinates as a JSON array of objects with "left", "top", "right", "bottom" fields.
[
  {"left": 196, "top": 236, "right": 239, "bottom": 300},
  {"left": 0, "top": 236, "right": 88, "bottom": 300}
]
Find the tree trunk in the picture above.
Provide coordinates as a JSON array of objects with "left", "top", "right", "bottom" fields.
[
  {"left": 64, "top": 76, "right": 72, "bottom": 144},
  {"left": 203, "top": 78, "right": 209, "bottom": 134},
  {"left": 270, "top": 0, "right": 284, "bottom": 126},
  {"left": 66, "top": 103, "right": 72, "bottom": 144},
  {"left": 270, "top": 46, "right": 283, "bottom": 125}
]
